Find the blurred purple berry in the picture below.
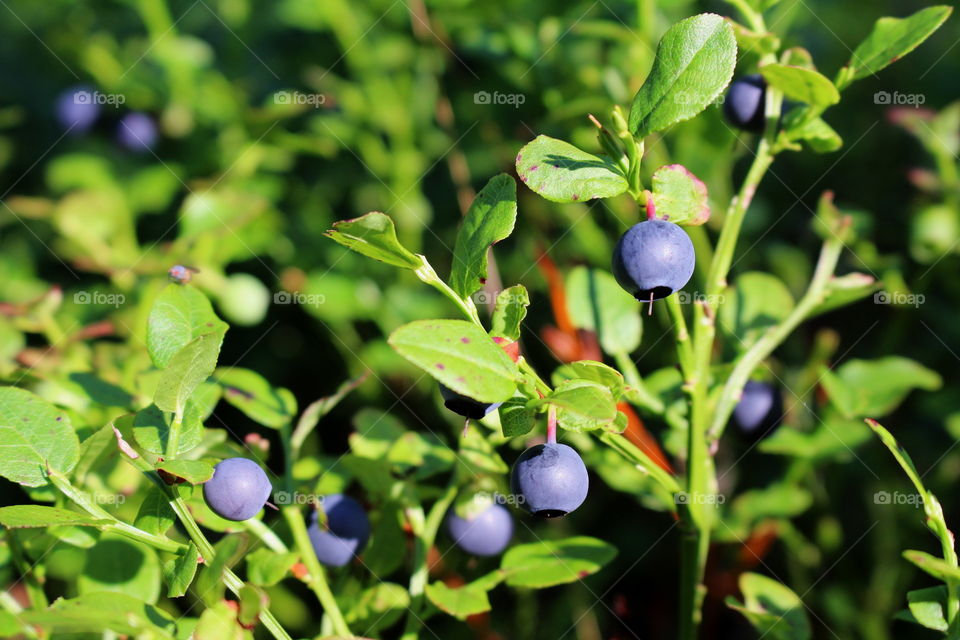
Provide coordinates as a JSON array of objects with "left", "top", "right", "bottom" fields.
[
  {"left": 446, "top": 502, "right": 513, "bottom": 556},
  {"left": 118, "top": 112, "right": 158, "bottom": 152},
  {"left": 56, "top": 87, "right": 100, "bottom": 133}
]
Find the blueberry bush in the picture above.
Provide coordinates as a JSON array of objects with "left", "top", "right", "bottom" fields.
[{"left": 0, "top": 1, "right": 958, "bottom": 639}]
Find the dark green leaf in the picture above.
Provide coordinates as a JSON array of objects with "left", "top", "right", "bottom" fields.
[
  {"left": 490, "top": 285, "right": 529, "bottom": 341},
  {"left": 78, "top": 534, "right": 161, "bottom": 604},
  {"left": 450, "top": 174, "right": 518, "bottom": 298},
  {"left": 425, "top": 581, "right": 492, "bottom": 620},
  {"left": 21, "top": 593, "right": 177, "bottom": 638},
  {"left": 135, "top": 485, "right": 176, "bottom": 536},
  {"left": 163, "top": 542, "right": 200, "bottom": 598},
  {"left": 821, "top": 357, "right": 941, "bottom": 418},
  {"left": 501, "top": 536, "right": 617, "bottom": 588}
]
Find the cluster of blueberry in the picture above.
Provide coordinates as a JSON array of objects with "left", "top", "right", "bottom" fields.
[{"left": 55, "top": 86, "right": 158, "bottom": 152}]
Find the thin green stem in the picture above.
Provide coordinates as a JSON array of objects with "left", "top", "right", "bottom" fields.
[
  {"left": 663, "top": 296, "right": 694, "bottom": 376},
  {"left": 244, "top": 518, "right": 290, "bottom": 554},
  {"left": 613, "top": 350, "right": 664, "bottom": 413},
  {"left": 415, "top": 257, "right": 481, "bottom": 324}
]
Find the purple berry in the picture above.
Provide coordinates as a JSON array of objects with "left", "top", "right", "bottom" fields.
[
  {"left": 117, "top": 112, "right": 158, "bottom": 152},
  {"left": 202, "top": 458, "right": 272, "bottom": 521},
  {"left": 510, "top": 443, "right": 589, "bottom": 518},
  {"left": 56, "top": 87, "right": 100, "bottom": 133},
  {"left": 446, "top": 502, "right": 513, "bottom": 556},
  {"left": 439, "top": 384, "right": 502, "bottom": 420},
  {"left": 308, "top": 494, "right": 371, "bottom": 567},
  {"left": 734, "top": 380, "right": 783, "bottom": 436},
  {"left": 723, "top": 75, "right": 767, "bottom": 133},
  {"left": 612, "top": 220, "right": 695, "bottom": 301}
]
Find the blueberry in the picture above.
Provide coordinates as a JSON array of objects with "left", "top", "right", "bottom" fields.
[
  {"left": 202, "top": 458, "right": 272, "bottom": 521},
  {"left": 723, "top": 74, "right": 767, "bottom": 133},
  {"left": 510, "top": 443, "right": 589, "bottom": 518},
  {"left": 307, "top": 494, "right": 371, "bottom": 567},
  {"left": 439, "top": 384, "right": 502, "bottom": 420},
  {"left": 446, "top": 502, "right": 514, "bottom": 556},
  {"left": 117, "top": 112, "right": 158, "bottom": 152},
  {"left": 612, "top": 219, "right": 695, "bottom": 301},
  {"left": 733, "top": 380, "right": 783, "bottom": 435},
  {"left": 56, "top": 87, "right": 100, "bottom": 133}
]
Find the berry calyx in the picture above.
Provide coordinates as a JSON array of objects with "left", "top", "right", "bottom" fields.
[
  {"left": 202, "top": 457, "right": 272, "bottom": 521},
  {"left": 612, "top": 219, "right": 695, "bottom": 302},
  {"left": 307, "top": 494, "right": 371, "bottom": 567},
  {"left": 510, "top": 443, "right": 589, "bottom": 518}
]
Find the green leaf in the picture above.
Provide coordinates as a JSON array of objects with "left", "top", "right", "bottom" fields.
[
  {"left": 729, "top": 20, "right": 780, "bottom": 56},
  {"left": 155, "top": 331, "right": 226, "bottom": 416},
  {"left": 759, "top": 419, "right": 872, "bottom": 461},
  {"left": 726, "top": 572, "right": 811, "bottom": 640},
  {"left": 0, "top": 505, "right": 109, "bottom": 529},
  {"left": 516, "top": 135, "right": 627, "bottom": 203},
  {"left": 534, "top": 380, "right": 618, "bottom": 432},
  {"left": 629, "top": 13, "right": 737, "bottom": 137},
  {"left": 841, "top": 6, "right": 952, "bottom": 85},
  {"left": 648, "top": 164, "right": 710, "bottom": 226},
  {"left": 552, "top": 361, "right": 625, "bottom": 400},
  {"left": 156, "top": 459, "right": 215, "bottom": 484},
  {"left": 499, "top": 395, "right": 537, "bottom": 438},
  {"left": 501, "top": 536, "right": 617, "bottom": 588},
  {"left": 325, "top": 211, "right": 422, "bottom": 269},
  {"left": 449, "top": 174, "right": 518, "bottom": 298},
  {"left": 135, "top": 485, "right": 176, "bottom": 536},
  {"left": 0, "top": 386, "right": 79, "bottom": 487},
  {"left": 133, "top": 403, "right": 204, "bottom": 457},
  {"left": 903, "top": 550, "right": 960, "bottom": 582},
  {"left": 246, "top": 547, "right": 298, "bottom": 587},
  {"left": 809, "top": 272, "right": 878, "bottom": 317},
  {"left": 237, "top": 584, "right": 265, "bottom": 629},
  {"left": 565, "top": 267, "right": 641, "bottom": 354},
  {"left": 78, "top": 534, "right": 162, "bottom": 604},
  {"left": 718, "top": 272, "right": 794, "bottom": 351},
  {"left": 194, "top": 600, "right": 243, "bottom": 640},
  {"left": 490, "top": 285, "right": 529, "bottom": 341},
  {"left": 215, "top": 367, "right": 297, "bottom": 429},
  {"left": 163, "top": 542, "right": 200, "bottom": 598},
  {"left": 21, "top": 593, "right": 177, "bottom": 638},
  {"left": 147, "top": 284, "right": 228, "bottom": 369},
  {"left": 865, "top": 419, "right": 927, "bottom": 498},
  {"left": 425, "top": 581, "right": 492, "bottom": 620},
  {"left": 821, "top": 357, "right": 941, "bottom": 418},
  {"left": 341, "top": 582, "right": 410, "bottom": 633},
  {"left": 759, "top": 64, "right": 839, "bottom": 107},
  {"left": 457, "top": 429, "right": 509, "bottom": 476},
  {"left": 730, "top": 485, "right": 812, "bottom": 525},
  {"left": 388, "top": 319, "right": 518, "bottom": 403},
  {"left": 196, "top": 534, "right": 246, "bottom": 607},
  {"left": 906, "top": 586, "right": 949, "bottom": 632}
]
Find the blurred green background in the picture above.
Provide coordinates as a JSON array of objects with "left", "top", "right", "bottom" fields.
[{"left": 0, "top": 0, "right": 958, "bottom": 638}]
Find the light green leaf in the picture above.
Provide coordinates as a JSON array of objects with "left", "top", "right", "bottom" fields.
[
  {"left": 906, "top": 586, "right": 949, "bottom": 632},
  {"left": 133, "top": 403, "right": 204, "bottom": 456},
  {"left": 840, "top": 6, "right": 952, "bottom": 85},
  {"left": 450, "top": 174, "right": 518, "bottom": 298},
  {"left": 246, "top": 548, "right": 298, "bottom": 587},
  {"left": 388, "top": 319, "right": 518, "bottom": 403},
  {"left": 215, "top": 367, "right": 297, "bottom": 429},
  {"left": 135, "top": 485, "right": 176, "bottom": 536},
  {"left": 629, "top": 14, "right": 737, "bottom": 137},
  {"left": 566, "top": 267, "right": 641, "bottom": 354},
  {"left": 78, "top": 534, "right": 162, "bottom": 604},
  {"left": 516, "top": 135, "right": 627, "bottom": 203},
  {"left": 156, "top": 459, "right": 215, "bottom": 485},
  {"left": 325, "top": 211, "right": 422, "bottom": 269},
  {"left": 0, "top": 386, "right": 79, "bottom": 487},
  {"left": 759, "top": 419, "right": 872, "bottom": 461},
  {"left": 425, "top": 581, "right": 492, "bottom": 620},
  {"left": 760, "top": 64, "right": 839, "bottom": 107},
  {"left": 499, "top": 395, "right": 537, "bottom": 438},
  {"left": 729, "top": 21, "right": 780, "bottom": 56},
  {"left": 534, "top": 380, "right": 618, "bottom": 433},
  {"left": 163, "top": 542, "right": 200, "bottom": 598},
  {"left": 809, "top": 273, "right": 878, "bottom": 317},
  {"left": 491, "top": 285, "right": 529, "bottom": 341},
  {"left": 341, "top": 583, "right": 410, "bottom": 633},
  {"left": 552, "top": 361, "right": 625, "bottom": 400},
  {"left": 718, "top": 272, "right": 794, "bottom": 351},
  {"left": 903, "top": 550, "right": 960, "bottom": 582},
  {"left": 147, "top": 285, "right": 227, "bottom": 369},
  {"left": 0, "top": 505, "right": 109, "bottom": 529},
  {"left": 726, "top": 572, "right": 810, "bottom": 640},
  {"left": 821, "top": 357, "right": 941, "bottom": 418},
  {"left": 155, "top": 332, "right": 226, "bottom": 416},
  {"left": 21, "top": 593, "right": 177, "bottom": 639},
  {"left": 501, "top": 536, "right": 617, "bottom": 588},
  {"left": 649, "top": 164, "right": 710, "bottom": 226},
  {"left": 783, "top": 112, "right": 843, "bottom": 153}
]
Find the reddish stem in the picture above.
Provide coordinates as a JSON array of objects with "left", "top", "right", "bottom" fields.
[{"left": 547, "top": 406, "right": 557, "bottom": 444}]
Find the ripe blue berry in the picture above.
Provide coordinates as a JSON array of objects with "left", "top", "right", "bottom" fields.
[
  {"left": 723, "top": 75, "right": 767, "bottom": 133},
  {"left": 734, "top": 380, "right": 783, "bottom": 435},
  {"left": 307, "top": 494, "right": 371, "bottom": 567},
  {"left": 446, "top": 502, "right": 514, "bottom": 556},
  {"left": 510, "top": 443, "right": 589, "bottom": 518},
  {"left": 439, "top": 384, "right": 502, "bottom": 420},
  {"left": 612, "top": 220, "right": 695, "bottom": 301},
  {"left": 56, "top": 87, "right": 100, "bottom": 134},
  {"left": 118, "top": 112, "right": 158, "bottom": 152},
  {"left": 203, "top": 458, "right": 272, "bottom": 521}
]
